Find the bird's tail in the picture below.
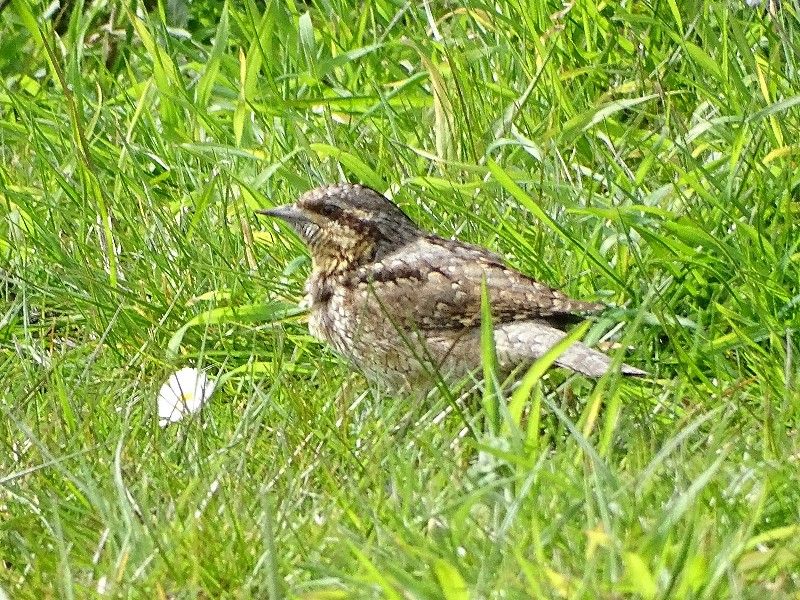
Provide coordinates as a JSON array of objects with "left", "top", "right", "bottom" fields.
[{"left": 494, "top": 322, "right": 647, "bottom": 378}]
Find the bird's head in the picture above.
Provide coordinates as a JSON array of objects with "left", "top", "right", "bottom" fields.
[{"left": 258, "top": 184, "right": 420, "bottom": 274}]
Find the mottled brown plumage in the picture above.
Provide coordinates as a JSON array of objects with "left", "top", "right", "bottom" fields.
[{"left": 258, "top": 183, "right": 645, "bottom": 389}]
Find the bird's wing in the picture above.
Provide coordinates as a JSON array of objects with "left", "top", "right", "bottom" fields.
[{"left": 353, "top": 237, "right": 603, "bottom": 331}]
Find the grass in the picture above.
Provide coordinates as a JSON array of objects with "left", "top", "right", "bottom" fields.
[{"left": 1, "top": 0, "right": 799, "bottom": 596}]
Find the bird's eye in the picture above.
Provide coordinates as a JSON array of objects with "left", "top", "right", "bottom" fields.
[{"left": 319, "top": 203, "right": 341, "bottom": 219}]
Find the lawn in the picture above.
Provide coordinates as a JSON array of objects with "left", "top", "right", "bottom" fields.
[{"left": 1, "top": 0, "right": 799, "bottom": 597}]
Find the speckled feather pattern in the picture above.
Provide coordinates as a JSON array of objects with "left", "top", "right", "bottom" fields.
[{"left": 268, "top": 183, "right": 645, "bottom": 390}]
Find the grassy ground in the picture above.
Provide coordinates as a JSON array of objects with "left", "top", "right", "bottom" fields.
[{"left": 2, "top": 0, "right": 799, "bottom": 597}]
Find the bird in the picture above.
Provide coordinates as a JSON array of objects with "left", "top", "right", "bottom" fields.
[{"left": 257, "top": 183, "right": 646, "bottom": 391}]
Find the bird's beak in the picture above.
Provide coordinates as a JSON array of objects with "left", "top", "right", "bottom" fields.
[{"left": 255, "top": 204, "right": 307, "bottom": 223}]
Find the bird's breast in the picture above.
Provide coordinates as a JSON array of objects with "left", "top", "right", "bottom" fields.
[{"left": 305, "top": 273, "right": 355, "bottom": 351}]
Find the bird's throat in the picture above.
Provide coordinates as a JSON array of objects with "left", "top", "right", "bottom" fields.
[{"left": 310, "top": 237, "right": 376, "bottom": 276}]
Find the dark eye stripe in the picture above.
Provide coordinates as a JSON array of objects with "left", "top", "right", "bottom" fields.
[
  {"left": 320, "top": 204, "right": 342, "bottom": 218},
  {"left": 305, "top": 201, "right": 343, "bottom": 220},
  {"left": 305, "top": 201, "right": 388, "bottom": 242}
]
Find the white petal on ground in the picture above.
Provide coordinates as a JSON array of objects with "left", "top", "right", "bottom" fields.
[{"left": 157, "top": 367, "right": 216, "bottom": 427}]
